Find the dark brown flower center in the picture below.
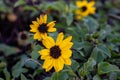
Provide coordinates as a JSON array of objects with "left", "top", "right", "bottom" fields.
[
  {"left": 50, "top": 45, "right": 61, "bottom": 59},
  {"left": 21, "top": 33, "right": 27, "bottom": 40},
  {"left": 81, "top": 6, "right": 87, "bottom": 12},
  {"left": 38, "top": 24, "right": 48, "bottom": 33}
]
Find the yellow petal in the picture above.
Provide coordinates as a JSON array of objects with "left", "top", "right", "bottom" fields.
[
  {"left": 42, "top": 36, "right": 55, "bottom": 49},
  {"left": 43, "top": 58, "right": 53, "bottom": 69},
  {"left": 61, "top": 50, "right": 72, "bottom": 58},
  {"left": 38, "top": 49, "right": 49, "bottom": 56},
  {"left": 34, "top": 32, "right": 41, "bottom": 40},
  {"left": 76, "top": 1, "right": 82, "bottom": 7},
  {"left": 81, "top": 10, "right": 89, "bottom": 17},
  {"left": 64, "top": 58, "right": 71, "bottom": 65},
  {"left": 30, "top": 24, "right": 38, "bottom": 29},
  {"left": 43, "top": 14, "right": 47, "bottom": 23},
  {"left": 76, "top": 1, "right": 87, "bottom": 7},
  {"left": 53, "top": 58, "right": 64, "bottom": 72},
  {"left": 40, "top": 15, "right": 43, "bottom": 24},
  {"left": 30, "top": 29, "right": 37, "bottom": 32},
  {"left": 56, "top": 33, "right": 64, "bottom": 45},
  {"left": 41, "top": 55, "right": 50, "bottom": 60},
  {"left": 88, "top": 1, "right": 95, "bottom": 7},
  {"left": 46, "top": 63, "right": 53, "bottom": 72},
  {"left": 47, "top": 21, "right": 56, "bottom": 28},
  {"left": 32, "top": 21, "right": 39, "bottom": 26},
  {"left": 37, "top": 17, "right": 42, "bottom": 25},
  {"left": 41, "top": 33, "right": 47, "bottom": 39},
  {"left": 89, "top": 7, "right": 96, "bottom": 14},
  {"left": 60, "top": 36, "right": 72, "bottom": 49},
  {"left": 61, "top": 42, "right": 73, "bottom": 50},
  {"left": 47, "top": 28, "right": 56, "bottom": 32},
  {"left": 58, "top": 57, "right": 64, "bottom": 71},
  {"left": 30, "top": 25, "right": 38, "bottom": 32},
  {"left": 53, "top": 60, "right": 59, "bottom": 72}
]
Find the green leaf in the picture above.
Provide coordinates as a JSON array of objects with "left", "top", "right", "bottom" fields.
[
  {"left": 14, "top": 0, "right": 26, "bottom": 7},
  {"left": 51, "top": 72, "right": 59, "bottom": 80},
  {"left": 0, "top": 44, "right": 20, "bottom": 56},
  {"left": 0, "top": 78, "right": 4, "bottom": 80},
  {"left": 0, "top": 62, "right": 7, "bottom": 68},
  {"left": 30, "top": 45, "right": 42, "bottom": 59},
  {"left": 83, "top": 17, "right": 99, "bottom": 33},
  {"left": 0, "top": 0, "right": 11, "bottom": 12},
  {"left": 3, "top": 68, "right": 10, "bottom": 80},
  {"left": 93, "top": 75, "right": 101, "bottom": 80},
  {"left": 84, "top": 58, "right": 96, "bottom": 71},
  {"left": 63, "top": 66, "right": 76, "bottom": 77},
  {"left": 71, "top": 60, "right": 80, "bottom": 71},
  {"left": 91, "top": 47, "right": 105, "bottom": 63},
  {"left": 91, "top": 44, "right": 111, "bottom": 63},
  {"left": 67, "top": 70, "right": 76, "bottom": 77},
  {"left": 24, "top": 59, "right": 37, "bottom": 69},
  {"left": 98, "top": 62, "right": 120, "bottom": 74},
  {"left": 58, "top": 72, "right": 68, "bottom": 80},
  {"left": 109, "top": 72, "right": 117, "bottom": 80},
  {"left": 50, "top": 71, "right": 69, "bottom": 80},
  {"left": 43, "top": 77, "right": 51, "bottom": 80},
  {"left": 12, "top": 68, "right": 28, "bottom": 78},
  {"left": 21, "top": 74, "right": 27, "bottom": 80},
  {"left": 66, "top": 13, "right": 73, "bottom": 26},
  {"left": 23, "top": 5, "right": 38, "bottom": 12},
  {"left": 78, "top": 58, "right": 96, "bottom": 77},
  {"left": 66, "top": 27, "right": 79, "bottom": 40},
  {"left": 12, "top": 55, "right": 29, "bottom": 78},
  {"left": 78, "top": 66, "right": 88, "bottom": 77},
  {"left": 33, "top": 67, "right": 43, "bottom": 77},
  {"left": 97, "top": 44, "right": 111, "bottom": 57}
]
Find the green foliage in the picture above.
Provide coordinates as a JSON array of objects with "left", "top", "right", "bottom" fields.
[
  {"left": 0, "top": 44, "right": 20, "bottom": 56},
  {"left": 30, "top": 44, "right": 42, "bottom": 59},
  {"left": 3, "top": 68, "right": 10, "bottom": 80},
  {"left": 98, "top": 62, "right": 120, "bottom": 74},
  {"left": 78, "top": 58, "right": 96, "bottom": 77},
  {"left": 91, "top": 44, "right": 111, "bottom": 63},
  {"left": 12, "top": 55, "right": 29, "bottom": 78},
  {"left": 21, "top": 74, "right": 27, "bottom": 80}
]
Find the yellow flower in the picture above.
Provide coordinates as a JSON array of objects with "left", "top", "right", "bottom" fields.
[
  {"left": 38, "top": 33, "right": 73, "bottom": 72},
  {"left": 76, "top": 0, "right": 96, "bottom": 19},
  {"left": 30, "top": 14, "right": 56, "bottom": 41}
]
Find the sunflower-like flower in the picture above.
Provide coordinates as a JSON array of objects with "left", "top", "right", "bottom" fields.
[
  {"left": 39, "top": 33, "right": 73, "bottom": 72},
  {"left": 75, "top": 0, "right": 96, "bottom": 19},
  {"left": 30, "top": 14, "right": 56, "bottom": 40}
]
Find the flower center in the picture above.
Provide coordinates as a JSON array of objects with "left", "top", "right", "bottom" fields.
[
  {"left": 81, "top": 6, "right": 87, "bottom": 12},
  {"left": 21, "top": 33, "right": 27, "bottom": 40},
  {"left": 38, "top": 24, "right": 48, "bottom": 33},
  {"left": 50, "top": 45, "right": 61, "bottom": 59}
]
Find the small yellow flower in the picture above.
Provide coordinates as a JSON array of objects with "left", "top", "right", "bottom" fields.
[
  {"left": 38, "top": 33, "right": 73, "bottom": 72},
  {"left": 30, "top": 14, "right": 56, "bottom": 41},
  {"left": 76, "top": 0, "right": 96, "bottom": 19}
]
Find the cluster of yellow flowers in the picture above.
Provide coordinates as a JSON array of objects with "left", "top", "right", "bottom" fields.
[
  {"left": 75, "top": 0, "right": 96, "bottom": 19},
  {"left": 29, "top": 0, "right": 96, "bottom": 72},
  {"left": 30, "top": 14, "right": 73, "bottom": 72}
]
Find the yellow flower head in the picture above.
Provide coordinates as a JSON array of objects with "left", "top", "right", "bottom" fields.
[
  {"left": 76, "top": 0, "right": 96, "bottom": 19},
  {"left": 39, "top": 33, "right": 73, "bottom": 72},
  {"left": 30, "top": 14, "right": 56, "bottom": 41}
]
